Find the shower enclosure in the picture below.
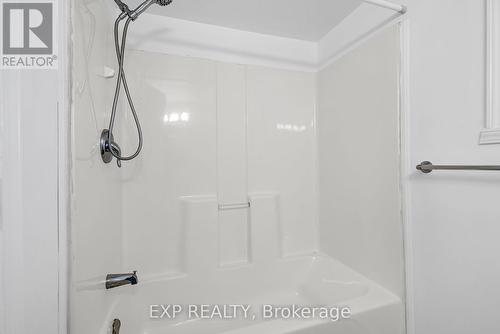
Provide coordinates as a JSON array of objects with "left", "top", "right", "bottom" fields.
[{"left": 71, "top": 0, "right": 407, "bottom": 333}]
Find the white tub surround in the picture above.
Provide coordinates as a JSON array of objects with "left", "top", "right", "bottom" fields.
[{"left": 71, "top": 1, "right": 406, "bottom": 334}]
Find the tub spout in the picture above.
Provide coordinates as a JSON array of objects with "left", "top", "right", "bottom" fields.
[{"left": 105, "top": 271, "right": 138, "bottom": 289}]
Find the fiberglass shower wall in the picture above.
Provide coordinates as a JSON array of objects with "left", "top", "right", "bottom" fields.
[
  {"left": 71, "top": 0, "right": 404, "bottom": 331},
  {"left": 317, "top": 25, "right": 405, "bottom": 299},
  {"left": 116, "top": 52, "right": 318, "bottom": 276},
  {"left": 72, "top": 2, "right": 317, "bottom": 332},
  {"left": 72, "top": 0, "right": 127, "bottom": 331}
]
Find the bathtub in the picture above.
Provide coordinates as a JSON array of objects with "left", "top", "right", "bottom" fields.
[
  {"left": 89, "top": 255, "right": 404, "bottom": 334},
  {"left": 71, "top": 2, "right": 406, "bottom": 333}
]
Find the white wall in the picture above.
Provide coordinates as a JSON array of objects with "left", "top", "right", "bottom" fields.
[
  {"left": 317, "top": 25, "right": 405, "bottom": 298},
  {"left": 247, "top": 66, "right": 317, "bottom": 255},
  {"left": 71, "top": 0, "right": 125, "bottom": 332},
  {"left": 120, "top": 51, "right": 218, "bottom": 276},
  {"left": 116, "top": 51, "right": 317, "bottom": 276},
  {"left": 0, "top": 70, "right": 60, "bottom": 334},
  {"left": 403, "top": 1, "right": 500, "bottom": 333}
]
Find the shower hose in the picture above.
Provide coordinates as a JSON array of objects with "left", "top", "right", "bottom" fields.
[{"left": 106, "top": 14, "right": 143, "bottom": 162}]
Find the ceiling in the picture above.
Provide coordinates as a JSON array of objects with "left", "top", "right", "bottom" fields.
[{"left": 127, "top": 0, "right": 363, "bottom": 41}]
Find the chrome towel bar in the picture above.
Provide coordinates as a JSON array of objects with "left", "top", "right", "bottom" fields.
[
  {"left": 416, "top": 161, "right": 500, "bottom": 174},
  {"left": 218, "top": 202, "right": 250, "bottom": 211}
]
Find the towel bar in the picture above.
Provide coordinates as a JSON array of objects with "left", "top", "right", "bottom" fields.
[
  {"left": 218, "top": 202, "right": 250, "bottom": 211},
  {"left": 416, "top": 161, "right": 500, "bottom": 173}
]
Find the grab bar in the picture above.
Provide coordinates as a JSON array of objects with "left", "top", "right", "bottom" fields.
[
  {"left": 218, "top": 202, "right": 250, "bottom": 211},
  {"left": 416, "top": 161, "right": 500, "bottom": 173}
]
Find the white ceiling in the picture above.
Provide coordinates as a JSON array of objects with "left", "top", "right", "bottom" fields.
[{"left": 128, "top": 0, "right": 363, "bottom": 41}]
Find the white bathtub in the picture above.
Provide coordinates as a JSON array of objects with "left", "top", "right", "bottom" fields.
[
  {"left": 71, "top": 2, "right": 406, "bottom": 333},
  {"left": 94, "top": 255, "right": 404, "bottom": 334}
]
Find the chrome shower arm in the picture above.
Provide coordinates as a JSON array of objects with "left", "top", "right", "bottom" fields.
[
  {"left": 113, "top": 0, "right": 132, "bottom": 19},
  {"left": 113, "top": 0, "right": 128, "bottom": 12}
]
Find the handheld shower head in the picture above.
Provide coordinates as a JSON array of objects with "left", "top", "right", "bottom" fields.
[
  {"left": 131, "top": 0, "right": 173, "bottom": 19},
  {"left": 156, "top": 0, "right": 173, "bottom": 5},
  {"left": 115, "top": 0, "right": 173, "bottom": 21}
]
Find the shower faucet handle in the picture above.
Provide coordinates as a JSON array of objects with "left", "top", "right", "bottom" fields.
[
  {"left": 100, "top": 129, "right": 122, "bottom": 168},
  {"left": 110, "top": 142, "right": 122, "bottom": 168}
]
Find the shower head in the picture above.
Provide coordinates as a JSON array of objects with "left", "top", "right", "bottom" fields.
[
  {"left": 132, "top": 0, "right": 173, "bottom": 19},
  {"left": 115, "top": 0, "right": 173, "bottom": 21}
]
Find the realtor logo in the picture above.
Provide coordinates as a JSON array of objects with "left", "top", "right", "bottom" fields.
[{"left": 1, "top": 1, "right": 57, "bottom": 69}]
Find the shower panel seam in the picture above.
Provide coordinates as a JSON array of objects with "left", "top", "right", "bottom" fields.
[
  {"left": 312, "top": 73, "right": 321, "bottom": 254},
  {"left": 244, "top": 66, "right": 252, "bottom": 264},
  {"left": 215, "top": 63, "right": 221, "bottom": 268}
]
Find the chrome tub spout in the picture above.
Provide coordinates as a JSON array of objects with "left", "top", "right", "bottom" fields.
[{"left": 105, "top": 271, "right": 138, "bottom": 289}]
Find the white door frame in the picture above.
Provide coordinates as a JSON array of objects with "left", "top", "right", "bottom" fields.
[{"left": 58, "top": 0, "right": 72, "bottom": 333}]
